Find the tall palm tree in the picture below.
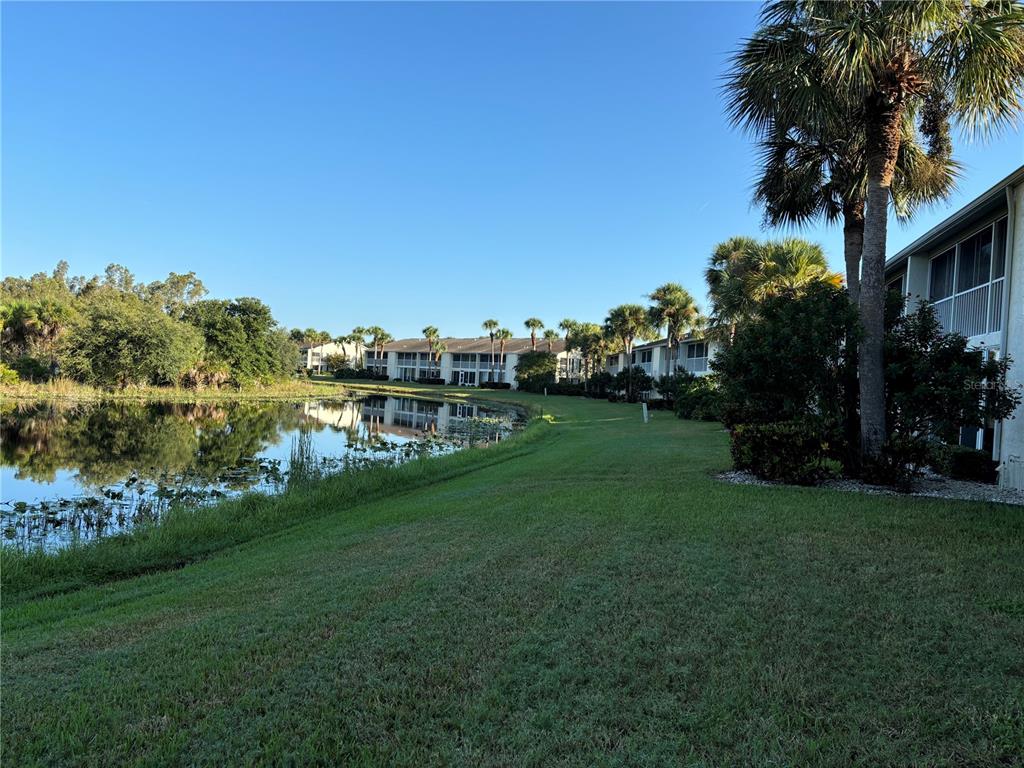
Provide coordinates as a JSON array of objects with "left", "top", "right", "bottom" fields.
[
  {"left": 558, "top": 319, "right": 579, "bottom": 381},
  {"left": 604, "top": 304, "right": 654, "bottom": 400},
  {"left": 647, "top": 283, "right": 700, "bottom": 375},
  {"left": 705, "top": 236, "right": 838, "bottom": 341},
  {"left": 524, "top": 318, "right": 544, "bottom": 351},
  {"left": 350, "top": 326, "right": 368, "bottom": 369},
  {"left": 482, "top": 319, "right": 499, "bottom": 382},
  {"left": 725, "top": 0, "right": 1024, "bottom": 457},
  {"left": 495, "top": 328, "right": 513, "bottom": 383},
  {"left": 566, "top": 321, "right": 603, "bottom": 388},
  {"left": 422, "top": 326, "right": 439, "bottom": 376},
  {"left": 543, "top": 328, "right": 560, "bottom": 353},
  {"left": 365, "top": 326, "right": 392, "bottom": 375},
  {"left": 433, "top": 340, "right": 448, "bottom": 383}
]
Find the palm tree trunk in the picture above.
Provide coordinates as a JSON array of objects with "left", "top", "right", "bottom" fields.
[
  {"left": 859, "top": 98, "right": 903, "bottom": 459},
  {"left": 843, "top": 201, "right": 865, "bottom": 305}
]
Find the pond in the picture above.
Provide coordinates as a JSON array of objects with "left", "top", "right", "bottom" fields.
[{"left": 1, "top": 395, "right": 522, "bottom": 551}]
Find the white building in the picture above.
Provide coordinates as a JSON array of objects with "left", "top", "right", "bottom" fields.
[
  {"left": 884, "top": 164, "right": 1024, "bottom": 488},
  {"left": 299, "top": 340, "right": 359, "bottom": 373},
  {"left": 605, "top": 335, "right": 721, "bottom": 393},
  {"left": 370, "top": 337, "right": 579, "bottom": 390}
]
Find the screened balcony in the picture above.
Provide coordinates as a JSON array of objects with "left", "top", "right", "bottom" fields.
[{"left": 929, "top": 217, "right": 1007, "bottom": 338}]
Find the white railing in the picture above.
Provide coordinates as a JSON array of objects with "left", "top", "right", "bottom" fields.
[
  {"left": 989, "top": 278, "right": 1005, "bottom": 333},
  {"left": 932, "top": 280, "right": 1003, "bottom": 338},
  {"left": 681, "top": 357, "right": 708, "bottom": 374}
]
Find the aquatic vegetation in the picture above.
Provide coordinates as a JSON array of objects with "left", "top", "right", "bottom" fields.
[{"left": 1, "top": 394, "right": 522, "bottom": 550}]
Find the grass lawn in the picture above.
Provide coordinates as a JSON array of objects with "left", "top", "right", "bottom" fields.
[{"left": 3, "top": 388, "right": 1023, "bottom": 766}]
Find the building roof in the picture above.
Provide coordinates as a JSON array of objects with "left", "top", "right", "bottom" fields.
[
  {"left": 630, "top": 333, "right": 708, "bottom": 352},
  {"left": 885, "top": 163, "right": 1024, "bottom": 273},
  {"left": 382, "top": 337, "right": 566, "bottom": 355}
]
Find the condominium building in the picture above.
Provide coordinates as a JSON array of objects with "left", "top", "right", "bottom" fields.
[
  {"left": 368, "top": 337, "right": 579, "bottom": 389},
  {"left": 298, "top": 340, "right": 359, "bottom": 373},
  {"left": 884, "top": 164, "right": 1024, "bottom": 488},
  {"left": 605, "top": 335, "right": 720, "bottom": 384}
]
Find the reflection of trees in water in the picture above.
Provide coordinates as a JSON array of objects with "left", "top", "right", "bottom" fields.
[{"left": 0, "top": 400, "right": 307, "bottom": 487}]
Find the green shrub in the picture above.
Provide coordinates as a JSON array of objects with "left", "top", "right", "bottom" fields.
[
  {"left": 672, "top": 374, "right": 721, "bottom": 422},
  {"left": 0, "top": 362, "right": 20, "bottom": 385},
  {"left": 479, "top": 381, "right": 512, "bottom": 390},
  {"left": 859, "top": 435, "right": 932, "bottom": 491},
  {"left": 514, "top": 351, "right": 557, "bottom": 393},
  {"left": 10, "top": 356, "right": 51, "bottom": 382},
  {"left": 947, "top": 446, "right": 998, "bottom": 484},
  {"left": 730, "top": 421, "right": 837, "bottom": 485}
]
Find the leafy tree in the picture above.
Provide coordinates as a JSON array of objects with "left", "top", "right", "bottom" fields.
[
  {"left": 64, "top": 293, "right": 203, "bottom": 388},
  {"left": 712, "top": 283, "right": 857, "bottom": 433},
  {"left": 515, "top": 351, "right": 557, "bottom": 393},
  {"left": 612, "top": 366, "right": 653, "bottom": 403},
  {"left": 723, "top": 0, "right": 1024, "bottom": 459}
]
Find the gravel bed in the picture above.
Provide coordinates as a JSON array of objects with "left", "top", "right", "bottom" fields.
[{"left": 718, "top": 469, "right": 1024, "bottom": 506}]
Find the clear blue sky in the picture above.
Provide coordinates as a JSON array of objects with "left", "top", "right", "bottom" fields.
[{"left": 4, "top": 2, "right": 1022, "bottom": 339}]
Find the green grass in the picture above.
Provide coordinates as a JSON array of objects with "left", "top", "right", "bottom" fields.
[{"left": 3, "top": 389, "right": 1023, "bottom": 766}]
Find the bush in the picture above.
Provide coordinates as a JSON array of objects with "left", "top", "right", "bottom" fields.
[
  {"left": 859, "top": 435, "right": 933, "bottom": 491},
  {"left": 416, "top": 376, "right": 446, "bottom": 385},
  {"left": 0, "top": 363, "right": 20, "bottom": 385},
  {"left": 479, "top": 381, "right": 512, "bottom": 390},
  {"left": 548, "top": 382, "right": 585, "bottom": 397},
  {"left": 671, "top": 374, "right": 721, "bottom": 422},
  {"left": 612, "top": 366, "right": 653, "bottom": 403},
  {"left": 11, "top": 356, "right": 51, "bottom": 382},
  {"left": 730, "top": 421, "right": 837, "bottom": 486},
  {"left": 947, "top": 446, "right": 998, "bottom": 484},
  {"left": 514, "top": 351, "right": 557, "bottom": 393},
  {"left": 331, "top": 367, "right": 386, "bottom": 381}
]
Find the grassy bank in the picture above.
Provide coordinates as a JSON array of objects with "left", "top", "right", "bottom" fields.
[
  {"left": 3, "top": 389, "right": 1024, "bottom": 765},
  {"left": 3, "top": 390, "right": 547, "bottom": 602},
  {"left": 0, "top": 376, "right": 352, "bottom": 403}
]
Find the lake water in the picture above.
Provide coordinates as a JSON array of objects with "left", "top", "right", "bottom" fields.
[{"left": 1, "top": 395, "right": 522, "bottom": 551}]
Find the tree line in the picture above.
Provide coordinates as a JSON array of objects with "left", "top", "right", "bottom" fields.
[{"left": 1, "top": 262, "right": 297, "bottom": 388}]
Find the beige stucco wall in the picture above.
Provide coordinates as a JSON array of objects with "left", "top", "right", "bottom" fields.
[{"left": 999, "top": 183, "right": 1024, "bottom": 487}]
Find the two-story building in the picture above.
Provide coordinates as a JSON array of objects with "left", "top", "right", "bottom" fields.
[
  {"left": 605, "top": 334, "right": 720, "bottom": 394},
  {"left": 371, "top": 337, "right": 579, "bottom": 390},
  {"left": 298, "top": 340, "right": 359, "bottom": 373},
  {"left": 884, "top": 164, "right": 1024, "bottom": 489}
]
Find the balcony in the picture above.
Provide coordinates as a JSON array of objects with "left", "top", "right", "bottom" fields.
[{"left": 932, "top": 277, "right": 1003, "bottom": 338}]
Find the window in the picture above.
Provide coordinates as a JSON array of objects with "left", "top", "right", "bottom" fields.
[
  {"left": 687, "top": 343, "right": 708, "bottom": 359},
  {"left": 993, "top": 217, "right": 1008, "bottom": 279},
  {"left": 929, "top": 249, "right": 955, "bottom": 301},
  {"left": 956, "top": 227, "right": 993, "bottom": 293}
]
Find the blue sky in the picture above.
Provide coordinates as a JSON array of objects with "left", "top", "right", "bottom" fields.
[{"left": 3, "top": 2, "right": 1022, "bottom": 339}]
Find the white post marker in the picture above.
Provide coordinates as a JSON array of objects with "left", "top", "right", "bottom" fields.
[
  {"left": 544, "top": 387, "right": 547, "bottom": 397},
  {"left": 641, "top": 402, "right": 649, "bottom": 423}
]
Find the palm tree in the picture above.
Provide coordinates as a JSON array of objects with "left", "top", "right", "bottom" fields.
[
  {"left": 365, "top": 326, "right": 392, "bottom": 375},
  {"left": 558, "top": 319, "right": 579, "bottom": 381},
  {"left": 543, "top": 328, "right": 560, "bottom": 353},
  {"left": 724, "top": 0, "right": 1024, "bottom": 458},
  {"left": 433, "top": 340, "right": 448, "bottom": 383},
  {"left": 705, "top": 236, "right": 838, "bottom": 341},
  {"left": 422, "top": 326, "right": 439, "bottom": 376},
  {"left": 565, "top": 321, "right": 603, "bottom": 388},
  {"left": 495, "top": 328, "right": 513, "bottom": 383},
  {"left": 524, "top": 318, "right": 544, "bottom": 351},
  {"left": 350, "top": 326, "right": 368, "bottom": 369},
  {"left": 604, "top": 304, "right": 654, "bottom": 400},
  {"left": 482, "top": 319, "right": 498, "bottom": 382},
  {"left": 647, "top": 283, "right": 700, "bottom": 375}
]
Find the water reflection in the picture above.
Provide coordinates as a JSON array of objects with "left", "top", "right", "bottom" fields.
[{"left": 1, "top": 396, "right": 519, "bottom": 550}]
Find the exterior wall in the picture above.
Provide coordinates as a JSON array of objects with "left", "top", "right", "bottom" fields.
[
  {"left": 1000, "top": 184, "right": 1024, "bottom": 487},
  {"left": 505, "top": 353, "right": 520, "bottom": 389},
  {"left": 301, "top": 341, "right": 358, "bottom": 373}
]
